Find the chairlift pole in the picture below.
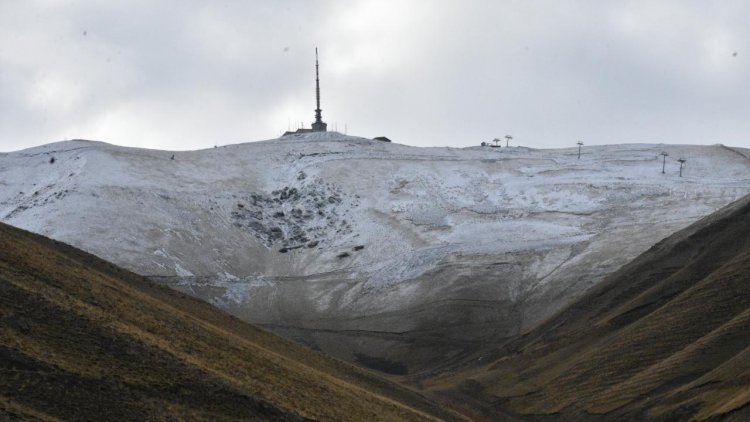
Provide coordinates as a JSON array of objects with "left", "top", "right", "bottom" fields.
[
  {"left": 577, "top": 141, "right": 583, "bottom": 159},
  {"left": 677, "top": 158, "right": 686, "bottom": 177},
  {"left": 505, "top": 135, "right": 513, "bottom": 147},
  {"left": 660, "top": 152, "right": 669, "bottom": 174}
]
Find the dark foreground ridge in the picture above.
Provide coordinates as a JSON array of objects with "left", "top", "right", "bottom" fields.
[
  {"left": 426, "top": 194, "right": 750, "bottom": 421},
  {"left": 0, "top": 222, "right": 461, "bottom": 421}
]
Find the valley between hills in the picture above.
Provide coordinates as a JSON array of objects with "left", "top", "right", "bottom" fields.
[{"left": 424, "top": 194, "right": 750, "bottom": 421}]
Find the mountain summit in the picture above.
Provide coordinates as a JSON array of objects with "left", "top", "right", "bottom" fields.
[{"left": 1, "top": 136, "right": 749, "bottom": 372}]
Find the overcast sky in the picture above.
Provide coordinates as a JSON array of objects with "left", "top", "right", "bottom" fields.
[{"left": 1, "top": 0, "right": 748, "bottom": 152}]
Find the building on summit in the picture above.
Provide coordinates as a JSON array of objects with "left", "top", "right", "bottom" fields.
[{"left": 283, "top": 48, "right": 328, "bottom": 136}]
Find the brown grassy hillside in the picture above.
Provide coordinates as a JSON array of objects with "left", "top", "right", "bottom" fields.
[
  {"left": 0, "top": 222, "right": 463, "bottom": 421},
  {"left": 426, "top": 195, "right": 750, "bottom": 421}
]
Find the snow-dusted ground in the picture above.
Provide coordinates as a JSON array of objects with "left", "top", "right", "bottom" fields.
[{"left": 2, "top": 133, "right": 749, "bottom": 371}]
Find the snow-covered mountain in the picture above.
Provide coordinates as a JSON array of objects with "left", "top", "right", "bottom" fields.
[{"left": 2, "top": 132, "right": 749, "bottom": 372}]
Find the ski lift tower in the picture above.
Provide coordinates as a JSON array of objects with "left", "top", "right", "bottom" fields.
[
  {"left": 660, "top": 152, "right": 669, "bottom": 174},
  {"left": 505, "top": 135, "right": 513, "bottom": 147},
  {"left": 577, "top": 141, "right": 583, "bottom": 159},
  {"left": 677, "top": 158, "right": 686, "bottom": 177}
]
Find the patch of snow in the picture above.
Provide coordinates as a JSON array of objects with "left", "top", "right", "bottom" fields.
[
  {"left": 174, "top": 262, "right": 194, "bottom": 277},
  {"left": 2, "top": 137, "right": 749, "bottom": 330}
]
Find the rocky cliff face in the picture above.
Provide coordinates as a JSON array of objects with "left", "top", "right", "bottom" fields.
[{"left": 2, "top": 133, "right": 749, "bottom": 372}]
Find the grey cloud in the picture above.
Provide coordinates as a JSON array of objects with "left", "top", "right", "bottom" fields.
[{"left": 1, "top": 1, "right": 748, "bottom": 151}]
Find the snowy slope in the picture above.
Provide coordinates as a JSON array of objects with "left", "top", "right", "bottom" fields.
[{"left": 2, "top": 133, "right": 749, "bottom": 372}]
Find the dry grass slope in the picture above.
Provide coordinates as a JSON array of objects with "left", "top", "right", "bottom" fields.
[
  {"left": 0, "top": 222, "right": 463, "bottom": 421},
  {"left": 427, "top": 195, "right": 750, "bottom": 421}
]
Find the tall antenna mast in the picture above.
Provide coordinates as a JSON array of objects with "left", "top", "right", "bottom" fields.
[
  {"left": 311, "top": 47, "right": 327, "bottom": 132},
  {"left": 315, "top": 48, "right": 321, "bottom": 120}
]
